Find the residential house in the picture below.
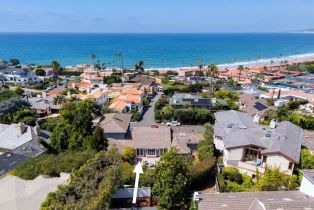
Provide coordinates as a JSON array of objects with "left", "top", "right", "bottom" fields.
[
  {"left": 109, "top": 126, "right": 204, "bottom": 166},
  {"left": 169, "top": 93, "right": 226, "bottom": 110},
  {"left": 121, "top": 127, "right": 171, "bottom": 160},
  {"left": 171, "top": 126, "right": 204, "bottom": 155},
  {"left": 300, "top": 169, "right": 314, "bottom": 197},
  {"left": 0, "top": 66, "right": 43, "bottom": 84},
  {"left": 67, "top": 82, "right": 93, "bottom": 92},
  {"left": 300, "top": 101, "right": 314, "bottom": 113},
  {"left": 197, "top": 190, "right": 314, "bottom": 210},
  {"left": 214, "top": 110, "right": 303, "bottom": 176},
  {"left": 99, "top": 113, "right": 131, "bottom": 139},
  {"left": 70, "top": 90, "right": 109, "bottom": 107},
  {"left": 0, "top": 123, "right": 45, "bottom": 176},
  {"left": 260, "top": 89, "right": 314, "bottom": 102},
  {"left": 27, "top": 92, "right": 61, "bottom": 116},
  {"left": 80, "top": 67, "right": 105, "bottom": 84},
  {"left": 122, "top": 73, "right": 157, "bottom": 94},
  {"left": 109, "top": 89, "right": 143, "bottom": 113}
]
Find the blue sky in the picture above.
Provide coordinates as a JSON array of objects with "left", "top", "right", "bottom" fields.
[{"left": 1, "top": 0, "right": 314, "bottom": 33}]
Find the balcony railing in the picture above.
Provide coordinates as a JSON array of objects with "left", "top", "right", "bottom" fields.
[{"left": 238, "top": 161, "right": 266, "bottom": 174}]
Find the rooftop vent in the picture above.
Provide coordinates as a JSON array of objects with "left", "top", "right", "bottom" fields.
[
  {"left": 179, "top": 132, "right": 186, "bottom": 137},
  {"left": 227, "top": 124, "right": 233, "bottom": 128},
  {"left": 239, "top": 125, "right": 247, "bottom": 129}
]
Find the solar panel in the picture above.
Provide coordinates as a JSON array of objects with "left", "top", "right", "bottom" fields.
[{"left": 254, "top": 102, "right": 268, "bottom": 111}]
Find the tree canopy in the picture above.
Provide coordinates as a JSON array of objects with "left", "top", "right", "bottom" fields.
[{"left": 153, "top": 148, "right": 191, "bottom": 210}]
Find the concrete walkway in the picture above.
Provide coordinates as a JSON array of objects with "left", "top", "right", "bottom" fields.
[{"left": 0, "top": 173, "right": 69, "bottom": 210}]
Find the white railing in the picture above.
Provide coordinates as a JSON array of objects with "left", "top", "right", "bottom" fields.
[{"left": 238, "top": 161, "right": 266, "bottom": 174}]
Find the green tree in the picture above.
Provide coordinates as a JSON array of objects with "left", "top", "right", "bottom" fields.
[
  {"left": 208, "top": 63, "right": 218, "bottom": 91},
  {"left": 89, "top": 126, "right": 108, "bottom": 151},
  {"left": 301, "top": 149, "right": 314, "bottom": 169},
  {"left": 256, "top": 167, "right": 296, "bottom": 191},
  {"left": 53, "top": 95, "right": 66, "bottom": 105},
  {"left": 162, "top": 105, "right": 175, "bottom": 121},
  {"left": 198, "top": 124, "right": 214, "bottom": 161},
  {"left": 134, "top": 60, "right": 144, "bottom": 73},
  {"left": 12, "top": 109, "right": 37, "bottom": 126},
  {"left": 51, "top": 60, "right": 61, "bottom": 78},
  {"left": 10, "top": 58, "right": 20, "bottom": 65},
  {"left": 153, "top": 148, "right": 191, "bottom": 210},
  {"left": 123, "top": 147, "right": 136, "bottom": 164},
  {"left": 50, "top": 120, "right": 71, "bottom": 151},
  {"left": 14, "top": 87, "right": 24, "bottom": 96},
  {"left": 35, "top": 68, "right": 46, "bottom": 76}
]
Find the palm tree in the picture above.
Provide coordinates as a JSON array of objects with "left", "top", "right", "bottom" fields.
[
  {"left": 90, "top": 54, "right": 96, "bottom": 68},
  {"left": 237, "top": 65, "right": 244, "bottom": 82},
  {"left": 208, "top": 64, "right": 218, "bottom": 91},
  {"left": 135, "top": 61, "right": 144, "bottom": 73},
  {"left": 51, "top": 60, "right": 61, "bottom": 80},
  {"left": 53, "top": 95, "right": 66, "bottom": 105}
]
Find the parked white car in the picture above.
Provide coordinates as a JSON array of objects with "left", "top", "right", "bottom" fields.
[{"left": 166, "top": 121, "right": 181, "bottom": 126}]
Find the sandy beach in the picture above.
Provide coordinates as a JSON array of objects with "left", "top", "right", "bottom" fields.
[{"left": 146, "top": 52, "right": 314, "bottom": 72}]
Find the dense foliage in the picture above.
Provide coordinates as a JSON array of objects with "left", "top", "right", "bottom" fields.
[
  {"left": 103, "top": 73, "right": 122, "bottom": 84},
  {"left": 153, "top": 148, "right": 191, "bottom": 210},
  {"left": 162, "top": 81, "right": 209, "bottom": 95},
  {"left": 160, "top": 105, "right": 214, "bottom": 124},
  {"left": 301, "top": 149, "right": 314, "bottom": 169},
  {"left": 11, "top": 150, "right": 96, "bottom": 180},
  {"left": 40, "top": 149, "right": 122, "bottom": 210},
  {"left": 50, "top": 100, "right": 95, "bottom": 151},
  {"left": 219, "top": 167, "right": 298, "bottom": 192},
  {"left": 213, "top": 89, "right": 239, "bottom": 110},
  {"left": 0, "top": 90, "right": 31, "bottom": 124},
  {"left": 122, "top": 147, "right": 136, "bottom": 164},
  {"left": 198, "top": 123, "right": 215, "bottom": 161}
]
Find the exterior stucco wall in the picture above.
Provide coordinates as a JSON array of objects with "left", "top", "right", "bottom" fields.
[
  {"left": 300, "top": 176, "right": 314, "bottom": 197},
  {"left": 265, "top": 155, "right": 293, "bottom": 175}
]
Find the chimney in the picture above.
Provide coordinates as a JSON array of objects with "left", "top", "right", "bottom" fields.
[
  {"left": 270, "top": 119, "right": 277, "bottom": 129},
  {"left": 42, "top": 91, "right": 47, "bottom": 98},
  {"left": 67, "top": 91, "right": 71, "bottom": 98},
  {"left": 33, "top": 125, "right": 41, "bottom": 136},
  {"left": 253, "top": 114, "right": 261, "bottom": 123},
  {"left": 72, "top": 83, "right": 76, "bottom": 88},
  {"left": 17, "top": 123, "right": 26, "bottom": 135}
]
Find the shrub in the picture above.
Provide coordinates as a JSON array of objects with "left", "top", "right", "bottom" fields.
[
  {"left": 11, "top": 150, "right": 96, "bottom": 180},
  {"left": 14, "top": 87, "right": 24, "bottom": 96},
  {"left": 35, "top": 68, "right": 46, "bottom": 76},
  {"left": 217, "top": 173, "right": 225, "bottom": 192},
  {"left": 222, "top": 167, "right": 243, "bottom": 184},
  {"left": 191, "top": 158, "right": 215, "bottom": 190},
  {"left": 123, "top": 147, "right": 136, "bottom": 164},
  {"left": 301, "top": 149, "right": 314, "bottom": 169}
]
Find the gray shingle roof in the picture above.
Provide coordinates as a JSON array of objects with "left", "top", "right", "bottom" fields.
[
  {"left": 99, "top": 113, "right": 131, "bottom": 133},
  {"left": 301, "top": 169, "right": 314, "bottom": 185},
  {"left": 214, "top": 110, "right": 303, "bottom": 163},
  {"left": 119, "top": 127, "right": 171, "bottom": 149},
  {"left": 0, "top": 124, "right": 34, "bottom": 150},
  {"left": 198, "top": 191, "right": 314, "bottom": 210}
]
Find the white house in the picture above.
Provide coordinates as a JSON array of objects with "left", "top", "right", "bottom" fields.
[
  {"left": 0, "top": 66, "right": 43, "bottom": 84},
  {"left": 300, "top": 169, "right": 314, "bottom": 197},
  {"left": 214, "top": 111, "right": 303, "bottom": 176}
]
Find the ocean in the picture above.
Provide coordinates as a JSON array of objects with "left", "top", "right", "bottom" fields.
[{"left": 1, "top": 33, "right": 314, "bottom": 68}]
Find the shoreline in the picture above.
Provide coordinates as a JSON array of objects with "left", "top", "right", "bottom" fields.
[{"left": 144, "top": 52, "right": 314, "bottom": 71}]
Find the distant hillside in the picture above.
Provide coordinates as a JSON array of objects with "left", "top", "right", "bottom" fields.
[{"left": 302, "top": 28, "right": 314, "bottom": 33}]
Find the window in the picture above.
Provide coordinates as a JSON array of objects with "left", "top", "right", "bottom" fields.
[
  {"left": 137, "top": 149, "right": 144, "bottom": 156},
  {"left": 147, "top": 149, "right": 156, "bottom": 156},
  {"left": 288, "top": 162, "right": 293, "bottom": 170}
]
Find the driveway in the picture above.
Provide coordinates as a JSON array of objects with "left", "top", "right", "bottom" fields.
[{"left": 132, "top": 92, "right": 162, "bottom": 127}]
